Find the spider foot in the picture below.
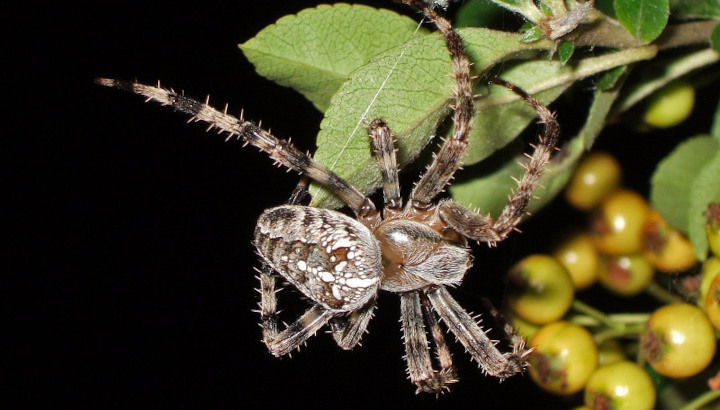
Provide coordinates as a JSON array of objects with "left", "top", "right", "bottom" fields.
[{"left": 414, "top": 368, "right": 459, "bottom": 394}]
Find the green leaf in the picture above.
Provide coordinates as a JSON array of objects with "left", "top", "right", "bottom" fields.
[
  {"left": 595, "top": 0, "right": 618, "bottom": 19},
  {"left": 465, "top": 47, "right": 655, "bottom": 165},
  {"left": 689, "top": 150, "right": 720, "bottom": 260},
  {"left": 672, "top": 0, "right": 720, "bottom": 20},
  {"left": 240, "top": 4, "right": 424, "bottom": 112},
  {"left": 450, "top": 79, "right": 622, "bottom": 217},
  {"left": 597, "top": 66, "right": 626, "bottom": 91},
  {"left": 310, "top": 28, "right": 556, "bottom": 208},
  {"left": 558, "top": 41, "right": 574, "bottom": 65},
  {"left": 650, "top": 136, "right": 719, "bottom": 233},
  {"left": 310, "top": 33, "right": 654, "bottom": 208},
  {"left": 614, "top": 0, "right": 669, "bottom": 43},
  {"left": 464, "top": 60, "right": 570, "bottom": 165},
  {"left": 456, "top": 0, "right": 505, "bottom": 28},
  {"left": 520, "top": 25, "right": 543, "bottom": 42},
  {"left": 579, "top": 78, "right": 625, "bottom": 149},
  {"left": 712, "top": 24, "right": 720, "bottom": 53}
]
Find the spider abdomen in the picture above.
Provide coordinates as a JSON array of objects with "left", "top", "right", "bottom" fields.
[{"left": 254, "top": 205, "right": 382, "bottom": 311}]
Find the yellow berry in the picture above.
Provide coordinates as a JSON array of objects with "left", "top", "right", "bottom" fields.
[
  {"left": 642, "top": 211, "right": 697, "bottom": 273},
  {"left": 553, "top": 231, "right": 599, "bottom": 290},
  {"left": 590, "top": 190, "right": 651, "bottom": 256},
  {"left": 565, "top": 152, "right": 622, "bottom": 211},
  {"left": 529, "top": 321, "right": 598, "bottom": 395}
]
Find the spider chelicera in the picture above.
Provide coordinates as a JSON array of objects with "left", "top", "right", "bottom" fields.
[{"left": 97, "top": 0, "right": 559, "bottom": 394}]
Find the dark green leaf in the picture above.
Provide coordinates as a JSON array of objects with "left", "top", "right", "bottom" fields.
[
  {"left": 614, "top": 0, "right": 669, "bottom": 43},
  {"left": 595, "top": 0, "right": 618, "bottom": 19},
  {"left": 712, "top": 24, "right": 720, "bottom": 53},
  {"left": 579, "top": 81, "right": 624, "bottom": 149},
  {"left": 558, "top": 41, "right": 574, "bottom": 65},
  {"left": 597, "top": 66, "right": 626, "bottom": 91},
  {"left": 650, "top": 136, "right": 719, "bottom": 233},
  {"left": 240, "top": 4, "right": 423, "bottom": 112},
  {"left": 456, "top": 0, "right": 505, "bottom": 28},
  {"left": 672, "top": 0, "right": 720, "bottom": 20}
]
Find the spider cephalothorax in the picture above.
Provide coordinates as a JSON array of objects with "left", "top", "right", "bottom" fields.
[{"left": 98, "top": 0, "right": 559, "bottom": 394}]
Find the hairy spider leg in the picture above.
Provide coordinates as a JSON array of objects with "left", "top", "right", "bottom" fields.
[
  {"left": 94, "top": 78, "right": 381, "bottom": 228},
  {"left": 368, "top": 119, "right": 402, "bottom": 216},
  {"left": 437, "top": 78, "right": 560, "bottom": 245},
  {"left": 401, "top": 292, "right": 455, "bottom": 393},
  {"left": 370, "top": 119, "right": 459, "bottom": 393},
  {"left": 426, "top": 286, "right": 531, "bottom": 379},
  {"left": 419, "top": 291, "right": 456, "bottom": 383},
  {"left": 257, "top": 264, "right": 337, "bottom": 356},
  {"left": 256, "top": 176, "right": 380, "bottom": 355},
  {"left": 401, "top": 0, "right": 475, "bottom": 209},
  {"left": 329, "top": 298, "right": 377, "bottom": 350}
]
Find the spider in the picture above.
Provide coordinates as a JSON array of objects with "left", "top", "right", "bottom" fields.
[{"left": 97, "top": 0, "right": 559, "bottom": 394}]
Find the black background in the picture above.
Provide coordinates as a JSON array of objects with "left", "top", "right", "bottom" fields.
[{"left": 6, "top": 0, "right": 717, "bottom": 408}]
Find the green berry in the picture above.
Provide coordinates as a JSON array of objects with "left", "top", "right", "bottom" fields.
[
  {"left": 643, "top": 80, "right": 695, "bottom": 129},
  {"left": 507, "top": 255, "right": 575, "bottom": 324}
]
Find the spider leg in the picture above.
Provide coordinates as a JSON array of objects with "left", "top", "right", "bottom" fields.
[
  {"left": 419, "top": 291, "right": 457, "bottom": 384},
  {"left": 368, "top": 119, "right": 402, "bottom": 216},
  {"left": 481, "top": 298, "right": 531, "bottom": 357},
  {"left": 401, "top": 291, "right": 457, "bottom": 393},
  {"left": 287, "top": 175, "right": 311, "bottom": 206},
  {"left": 438, "top": 79, "right": 560, "bottom": 244},
  {"left": 95, "top": 78, "right": 380, "bottom": 226},
  {"left": 329, "top": 297, "right": 377, "bottom": 350},
  {"left": 426, "top": 286, "right": 531, "bottom": 379},
  {"left": 400, "top": 0, "right": 474, "bottom": 208},
  {"left": 258, "top": 262, "right": 336, "bottom": 357}
]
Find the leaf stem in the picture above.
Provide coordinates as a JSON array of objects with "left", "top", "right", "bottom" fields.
[
  {"left": 476, "top": 46, "right": 657, "bottom": 109},
  {"left": 571, "top": 299, "right": 619, "bottom": 328},
  {"left": 645, "top": 281, "right": 684, "bottom": 305},
  {"left": 614, "top": 48, "right": 720, "bottom": 115},
  {"left": 678, "top": 388, "right": 720, "bottom": 410},
  {"left": 592, "top": 324, "right": 644, "bottom": 344}
]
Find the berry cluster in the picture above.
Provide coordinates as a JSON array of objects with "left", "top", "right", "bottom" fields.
[{"left": 505, "top": 152, "right": 720, "bottom": 409}]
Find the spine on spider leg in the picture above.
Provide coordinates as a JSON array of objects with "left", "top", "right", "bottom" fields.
[
  {"left": 490, "top": 78, "right": 560, "bottom": 236},
  {"left": 95, "top": 78, "right": 376, "bottom": 220},
  {"left": 399, "top": 0, "right": 474, "bottom": 206}
]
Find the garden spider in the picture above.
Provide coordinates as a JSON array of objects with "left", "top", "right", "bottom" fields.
[{"left": 97, "top": 0, "right": 559, "bottom": 394}]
